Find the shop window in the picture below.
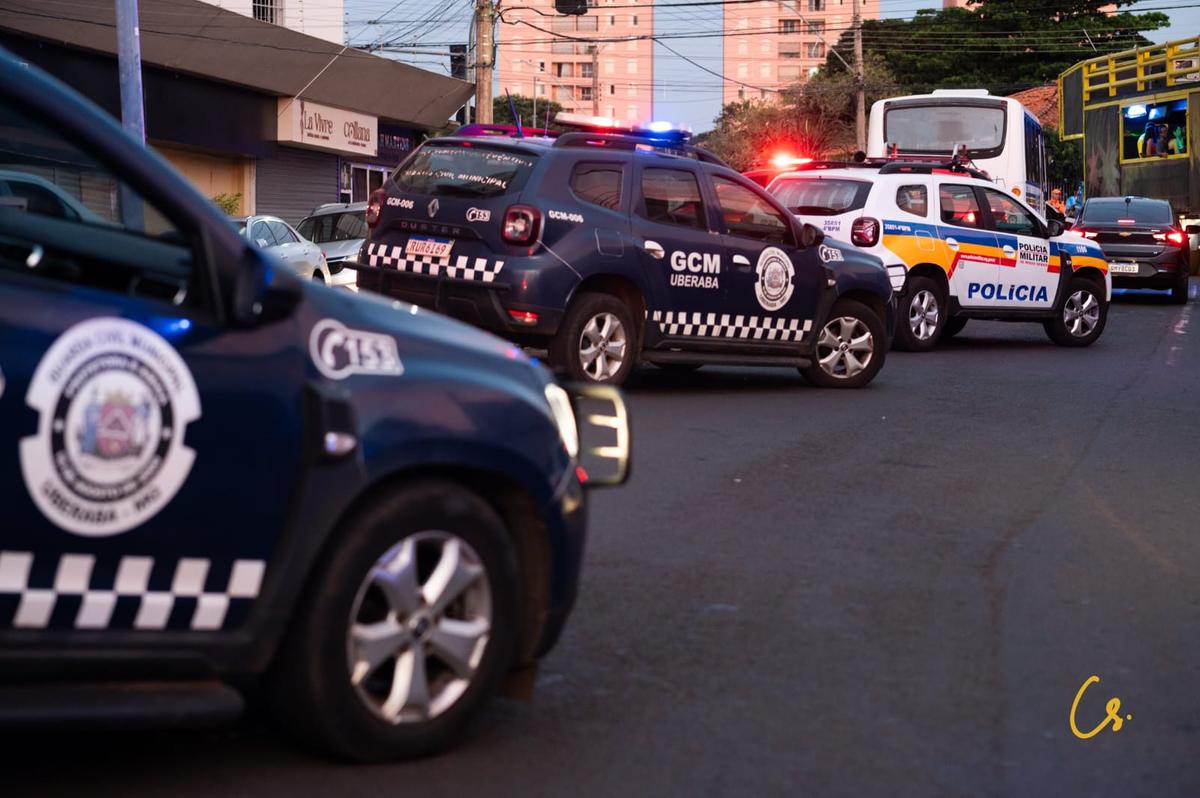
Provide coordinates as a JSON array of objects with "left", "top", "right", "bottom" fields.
[{"left": 1122, "top": 99, "right": 1187, "bottom": 161}]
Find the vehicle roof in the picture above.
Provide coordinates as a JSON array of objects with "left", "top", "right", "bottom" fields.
[
  {"left": 426, "top": 132, "right": 728, "bottom": 168},
  {"left": 307, "top": 202, "right": 369, "bottom": 216},
  {"left": 770, "top": 166, "right": 996, "bottom": 187}
]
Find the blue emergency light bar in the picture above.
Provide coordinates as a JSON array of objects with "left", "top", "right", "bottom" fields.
[{"left": 553, "top": 112, "right": 692, "bottom": 145}]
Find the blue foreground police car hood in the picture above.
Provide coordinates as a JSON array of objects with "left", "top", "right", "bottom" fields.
[{"left": 301, "top": 279, "right": 551, "bottom": 386}]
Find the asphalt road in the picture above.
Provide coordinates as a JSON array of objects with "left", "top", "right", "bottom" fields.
[{"left": 8, "top": 287, "right": 1200, "bottom": 797}]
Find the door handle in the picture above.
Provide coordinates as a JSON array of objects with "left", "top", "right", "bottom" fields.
[
  {"left": 945, "top": 237, "right": 960, "bottom": 251},
  {"left": 643, "top": 240, "right": 665, "bottom": 260},
  {"left": 732, "top": 254, "right": 752, "bottom": 272},
  {"left": 1002, "top": 245, "right": 1016, "bottom": 259}
]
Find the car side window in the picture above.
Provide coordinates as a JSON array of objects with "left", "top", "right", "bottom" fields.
[
  {"left": 571, "top": 163, "right": 624, "bottom": 210},
  {"left": 938, "top": 184, "right": 983, "bottom": 229},
  {"left": 712, "top": 176, "right": 794, "bottom": 245},
  {"left": 334, "top": 213, "right": 366, "bottom": 240},
  {"left": 268, "top": 220, "right": 297, "bottom": 245},
  {"left": 250, "top": 220, "right": 278, "bottom": 248},
  {"left": 981, "top": 189, "right": 1039, "bottom": 237},
  {"left": 0, "top": 95, "right": 196, "bottom": 307},
  {"left": 639, "top": 168, "right": 706, "bottom": 230},
  {"left": 896, "top": 184, "right": 928, "bottom": 217}
]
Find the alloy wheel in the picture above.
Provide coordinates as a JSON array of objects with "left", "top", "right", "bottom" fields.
[
  {"left": 908, "top": 289, "right": 939, "bottom": 340},
  {"left": 816, "top": 315, "right": 875, "bottom": 379},
  {"left": 346, "top": 532, "right": 492, "bottom": 725},
  {"left": 1063, "top": 290, "right": 1100, "bottom": 337},
  {"left": 579, "top": 312, "right": 627, "bottom": 381}
]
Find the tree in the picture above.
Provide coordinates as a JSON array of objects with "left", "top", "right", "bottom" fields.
[
  {"left": 1046, "top": 127, "right": 1082, "bottom": 187},
  {"left": 491, "top": 94, "right": 566, "bottom": 131},
  {"left": 825, "top": 0, "right": 1169, "bottom": 95},
  {"left": 699, "top": 57, "right": 898, "bottom": 170}
]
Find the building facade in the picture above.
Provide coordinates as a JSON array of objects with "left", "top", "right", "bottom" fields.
[
  {"left": 204, "top": 0, "right": 346, "bottom": 45},
  {"left": 497, "top": 0, "right": 654, "bottom": 124},
  {"left": 721, "top": 0, "right": 878, "bottom": 106},
  {"left": 0, "top": 0, "right": 470, "bottom": 223}
]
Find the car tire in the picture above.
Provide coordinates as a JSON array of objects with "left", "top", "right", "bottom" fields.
[
  {"left": 1044, "top": 276, "right": 1107, "bottom": 347},
  {"left": 800, "top": 299, "right": 886, "bottom": 389},
  {"left": 1171, "top": 274, "right": 1189, "bottom": 305},
  {"left": 893, "top": 276, "right": 946, "bottom": 352},
  {"left": 941, "top": 316, "right": 968, "bottom": 340},
  {"left": 271, "top": 480, "right": 519, "bottom": 762},
  {"left": 550, "top": 292, "right": 637, "bottom": 385}
]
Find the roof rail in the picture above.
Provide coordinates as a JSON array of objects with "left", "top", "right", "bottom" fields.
[
  {"left": 552, "top": 132, "right": 730, "bottom": 168},
  {"left": 877, "top": 160, "right": 992, "bottom": 181},
  {"left": 455, "top": 123, "right": 558, "bottom": 138}
]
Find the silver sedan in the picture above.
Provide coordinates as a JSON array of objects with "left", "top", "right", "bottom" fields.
[{"left": 232, "top": 214, "right": 330, "bottom": 283}]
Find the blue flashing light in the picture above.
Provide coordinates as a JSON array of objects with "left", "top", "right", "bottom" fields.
[
  {"left": 1126, "top": 104, "right": 1147, "bottom": 118},
  {"left": 149, "top": 316, "right": 193, "bottom": 340}
]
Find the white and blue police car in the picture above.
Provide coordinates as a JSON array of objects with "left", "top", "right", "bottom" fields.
[
  {"left": 768, "top": 160, "right": 1111, "bottom": 351},
  {"left": 353, "top": 114, "right": 897, "bottom": 389},
  {"left": 0, "top": 51, "right": 629, "bottom": 761}
]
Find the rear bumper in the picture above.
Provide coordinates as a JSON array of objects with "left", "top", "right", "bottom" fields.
[
  {"left": 353, "top": 264, "right": 565, "bottom": 340},
  {"left": 1109, "top": 257, "right": 1188, "bottom": 290}
]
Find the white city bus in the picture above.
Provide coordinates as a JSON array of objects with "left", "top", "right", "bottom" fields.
[{"left": 866, "top": 90, "right": 1049, "bottom": 215}]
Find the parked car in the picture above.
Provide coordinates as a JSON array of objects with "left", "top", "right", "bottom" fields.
[
  {"left": 0, "top": 169, "right": 108, "bottom": 223},
  {"left": 297, "top": 201, "right": 365, "bottom": 289},
  {"left": 1071, "top": 196, "right": 1194, "bottom": 304},
  {"left": 233, "top": 213, "right": 331, "bottom": 283},
  {"left": 0, "top": 50, "right": 629, "bottom": 761},
  {"left": 354, "top": 116, "right": 896, "bottom": 389},
  {"left": 768, "top": 161, "right": 1112, "bottom": 350}
]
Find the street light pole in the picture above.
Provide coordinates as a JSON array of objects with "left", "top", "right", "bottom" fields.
[
  {"left": 115, "top": 0, "right": 145, "bottom": 227},
  {"left": 852, "top": 0, "right": 865, "bottom": 151},
  {"left": 474, "top": 0, "right": 494, "bottom": 124}
]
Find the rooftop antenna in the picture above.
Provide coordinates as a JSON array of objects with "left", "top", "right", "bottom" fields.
[{"left": 505, "top": 90, "right": 524, "bottom": 138}]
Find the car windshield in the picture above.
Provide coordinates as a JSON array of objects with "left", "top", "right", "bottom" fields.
[
  {"left": 1080, "top": 198, "right": 1173, "bottom": 224},
  {"left": 770, "top": 178, "right": 871, "bottom": 215},
  {"left": 391, "top": 144, "right": 537, "bottom": 198},
  {"left": 298, "top": 211, "right": 366, "bottom": 243}
]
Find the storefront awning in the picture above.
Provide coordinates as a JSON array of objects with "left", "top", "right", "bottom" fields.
[{"left": 0, "top": 0, "right": 473, "bottom": 131}]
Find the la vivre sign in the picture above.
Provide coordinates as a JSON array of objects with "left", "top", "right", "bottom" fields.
[{"left": 278, "top": 98, "right": 378, "bottom": 157}]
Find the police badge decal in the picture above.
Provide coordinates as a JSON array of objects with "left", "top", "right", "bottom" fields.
[
  {"left": 754, "top": 247, "right": 795, "bottom": 312},
  {"left": 20, "top": 318, "right": 202, "bottom": 537}
]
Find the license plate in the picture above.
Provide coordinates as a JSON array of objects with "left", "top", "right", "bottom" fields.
[
  {"left": 405, "top": 236, "right": 453, "bottom": 259},
  {"left": 1109, "top": 262, "right": 1139, "bottom": 274}
]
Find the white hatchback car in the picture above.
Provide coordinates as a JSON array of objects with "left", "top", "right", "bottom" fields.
[
  {"left": 233, "top": 214, "right": 331, "bottom": 283},
  {"left": 768, "top": 162, "right": 1112, "bottom": 350}
]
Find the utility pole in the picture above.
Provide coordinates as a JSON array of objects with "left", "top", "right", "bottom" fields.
[
  {"left": 852, "top": 0, "right": 865, "bottom": 151},
  {"left": 115, "top": 0, "right": 145, "bottom": 227},
  {"left": 474, "top": 0, "right": 494, "bottom": 124},
  {"left": 590, "top": 45, "right": 600, "bottom": 116}
]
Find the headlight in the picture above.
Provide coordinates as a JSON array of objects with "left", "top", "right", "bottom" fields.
[{"left": 543, "top": 383, "right": 579, "bottom": 458}]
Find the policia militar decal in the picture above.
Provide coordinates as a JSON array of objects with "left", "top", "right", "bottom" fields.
[{"left": 19, "top": 318, "right": 202, "bottom": 537}]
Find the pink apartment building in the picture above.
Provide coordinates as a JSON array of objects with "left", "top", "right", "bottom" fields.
[
  {"left": 497, "top": 0, "right": 655, "bottom": 124},
  {"left": 722, "top": 0, "right": 878, "bottom": 106}
]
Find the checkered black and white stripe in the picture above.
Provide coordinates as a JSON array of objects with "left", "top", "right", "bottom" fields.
[
  {"left": 650, "top": 311, "right": 812, "bottom": 342},
  {"left": 0, "top": 552, "right": 265, "bottom": 631},
  {"left": 365, "top": 243, "right": 504, "bottom": 283}
]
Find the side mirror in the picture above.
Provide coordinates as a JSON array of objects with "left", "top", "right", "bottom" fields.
[
  {"left": 1047, "top": 219, "right": 1064, "bottom": 238},
  {"left": 232, "top": 245, "right": 302, "bottom": 326},
  {"left": 798, "top": 222, "right": 824, "bottom": 249},
  {"left": 1186, "top": 224, "right": 1200, "bottom": 235}
]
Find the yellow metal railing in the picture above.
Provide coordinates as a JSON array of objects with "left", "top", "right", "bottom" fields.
[{"left": 1080, "top": 35, "right": 1200, "bottom": 102}]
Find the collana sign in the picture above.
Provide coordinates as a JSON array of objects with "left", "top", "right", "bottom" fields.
[{"left": 277, "top": 98, "right": 378, "bottom": 157}]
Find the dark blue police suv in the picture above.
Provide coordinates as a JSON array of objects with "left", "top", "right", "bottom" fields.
[
  {"left": 0, "top": 53, "right": 628, "bottom": 760},
  {"left": 355, "top": 116, "right": 896, "bottom": 389}
]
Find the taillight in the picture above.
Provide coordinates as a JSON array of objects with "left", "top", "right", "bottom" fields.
[
  {"left": 1152, "top": 229, "right": 1186, "bottom": 247},
  {"left": 503, "top": 204, "right": 541, "bottom": 245},
  {"left": 507, "top": 309, "right": 539, "bottom": 325},
  {"left": 851, "top": 217, "right": 880, "bottom": 247},
  {"left": 365, "top": 188, "right": 385, "bottom": 228},
  {"left": 1072, "top": 226, "right": 1098, "bottom": 239}
]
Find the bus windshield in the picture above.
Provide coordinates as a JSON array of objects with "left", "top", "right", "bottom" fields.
[{"left": 884, "top": 105, "right": 1006, "bottom": 158}]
